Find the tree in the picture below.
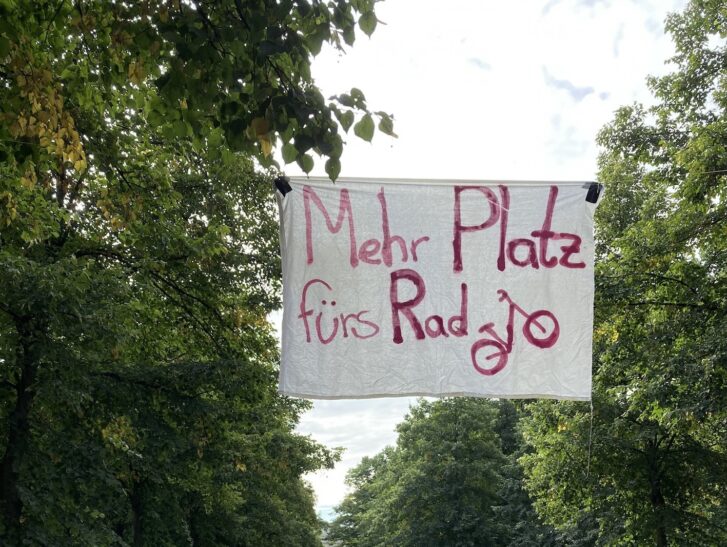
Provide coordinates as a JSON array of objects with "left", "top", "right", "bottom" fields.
[
  {"left": 0, "top": 0, "right": 393, "bottom": 181},
  {"left": 0, "top": 0, "right": 386, "bottom": 543},
  {"left": 330, "top": 398, "right": 515, "bottom": 547},
  {"left": 492, "top": 401, "right": 559, "bottom": 547},
  {"left": 520, "top": 1, "right": 727, "bottom": 544}
]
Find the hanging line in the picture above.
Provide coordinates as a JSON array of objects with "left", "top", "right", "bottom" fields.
[
  {"left": 288, "top": 168, "right": 727, "bottom": 188},
  {"left": 289, "top": 175, "right": 595, "bottom": 187},
  {"left": 586, "top": 399, "right": 594, "bottom": 479}
]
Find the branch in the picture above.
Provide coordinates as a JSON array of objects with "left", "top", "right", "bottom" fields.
[
  {"left": 65, "top": 169, "right": 88, "bottom": 210},
  {"left": 74, "top": 0, "right": 95, "bottom": 68},
  {"left": 93, "top": 371, "right": 197, "bottom": 401},
  {"left": 149, "top": 278, "right": 226, "bottom": 354},
  {"left": 191, "top": 2, "right": 227, "bottom": 55},
  {"left": 0, "top": 303, "right": 21, "bottom": 321},
  {"left": 44, "top": 0, "right": 68, "bottom": 42},
  {"left": 146, "top": 269, "right": 227, "bottom": 326},
  {"left": 73, "top": 248, "right": 230, "bottom": 344},
  {"left": 624, "top": 301, "right": 712, "bottom": 309},
  {"left": 600, "top": 272, "right": 701, "bottom": 295},
  {"left": 233, "top": 0, "right": 253, "bottom": 30},
  {"left": 112, "top": 164, "right": 145, "bottom": 191}
]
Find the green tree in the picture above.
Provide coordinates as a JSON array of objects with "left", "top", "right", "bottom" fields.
[
  {"left": 0, "top": 0, "right": 386, "bottom": 543},
  {"left": 328, "top": 448, "right": 399, "bottom": 547},
  {"left": 492, "top": 401, "right": 559, "bottom": 547},
  {"left": 330, "top": 398, "right": 514, "bottom": 547},
  {"left": 521, "top": 1, "right": 727, "bottom": 544}
]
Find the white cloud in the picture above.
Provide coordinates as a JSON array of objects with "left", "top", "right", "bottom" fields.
[
  {"left": 542, "top": 67, "right": 596, "bottom": 102},
  {"left": 298, "top": 397, "right": 418, "bottom": 507}
]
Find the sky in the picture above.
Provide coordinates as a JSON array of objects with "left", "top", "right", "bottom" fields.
[{"left": 271, "top": 0, "right": 688, "bottom": 514}]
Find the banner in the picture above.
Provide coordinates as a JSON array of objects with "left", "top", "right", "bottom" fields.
[{"left": 277, "top": 177, "right": 602, "bottom": 400}]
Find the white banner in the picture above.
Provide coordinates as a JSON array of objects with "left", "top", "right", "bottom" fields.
[{"left": 277, "top": 178, "right": 602, "bottom": 401}]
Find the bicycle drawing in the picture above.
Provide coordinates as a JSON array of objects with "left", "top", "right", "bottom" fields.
[{"left": 470, "top": 289, "right": 560, "bottom": 376}]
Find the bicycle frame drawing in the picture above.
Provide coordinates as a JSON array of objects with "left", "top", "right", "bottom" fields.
[{"left": 470, "top": 290, "right": 560, "bottom": 376}]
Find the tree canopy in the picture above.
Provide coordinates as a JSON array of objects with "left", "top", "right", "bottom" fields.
[
  {"left": 0, "top": 0, "right": 388, "bottom": 544},
  {"left": 521, "top": 1, "right": 727, "bottom": 544},
  {"left": 328, "top": 399, "right": 556, "bottom": 547}
]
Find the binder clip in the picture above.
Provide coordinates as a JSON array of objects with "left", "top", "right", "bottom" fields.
[
  {"left": 585, "top": 182, "right": 603, "bottom": 203},
  {"left": 274, "top": 175, "right": 293, "bottom": 197}
]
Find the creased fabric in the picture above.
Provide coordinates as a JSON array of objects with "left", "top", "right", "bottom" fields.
[{"left": 277, "top": 179, "right": 602, "bottom": 401}]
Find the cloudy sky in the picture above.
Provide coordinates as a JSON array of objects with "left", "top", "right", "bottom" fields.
[{"left": 273, "top": 0, "right": 687, "bottom": 512}]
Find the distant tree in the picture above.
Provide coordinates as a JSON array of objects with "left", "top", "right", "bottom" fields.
[
  {"left": 331, "top": 399, "right": 519, "bottom": 547},
  {"left": 521, "top": 1, "right": 727, "bottom": 544},
  {"left": 0, "top": 0, "right": 386, "bottom": 543},
  {"left": 493, "top": 401, "right": 559, "bottom": 547},
  {"left": 328, "top": 448, "right": 399, "bottom": 547}
]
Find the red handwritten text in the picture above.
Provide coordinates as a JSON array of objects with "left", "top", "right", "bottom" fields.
[
  {"left": 304, "top": 185, "right": 430, "bottom": 268},
  {"left": 389, "top": 269, "right": 468, "bottom": 344},
  {"left": 452, "top": 185, "right": 586, "bottom": 272},
  {"left": 298, "top": 279, "right": 380, "bottom": 344}
]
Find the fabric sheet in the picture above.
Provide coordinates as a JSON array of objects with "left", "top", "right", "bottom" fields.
[{"left": 277, "top": 178, "right": 602, "bottom": 401}]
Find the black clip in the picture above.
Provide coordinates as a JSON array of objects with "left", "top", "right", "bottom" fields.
[
  {"left": 274, "top": 176, "right": 293, "bottom": 197},
  {"left": 585, "top": 182, "right": 603, "bottom": 203}
]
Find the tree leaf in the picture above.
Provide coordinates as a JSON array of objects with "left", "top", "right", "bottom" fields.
[
  {"left": 325, "top": 157, "right": 341, "bottom": 181},
  {"left": 359, "top": 12, "right": 377, "bottom": 37},
  {"left": 172, "top": 120, "right": 188, "bottom": 138},
  {"left": 260, "top": 137, "right": 273, "bottom": 157},
  {"left": 297, "top": 153, "right": 314, "bottom": 173},
  {"left": 354, "top": 114, "right": 374, "bottom": 142},
  {"left": 339, "top": 111, "right": 354, "bottom": 132},
  {"left": 343, "top": 26, "right": 356, "bottom": 46},
  {"left": 337, "top": 93, "right": 355, "bottom": 108},
  {"left": 350, "top": 87, "right": 366, "bottom": 107},
  {"left": 378, "top": 114, "right": 397, "bottom": 138},
  {"left": 0, "top": 35, "right": 10, "bottom": 58},
  {"left": 282, "top": 143, "right": 298, "bottom": 163}
]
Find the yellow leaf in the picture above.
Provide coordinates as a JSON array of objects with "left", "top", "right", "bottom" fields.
[{"left": 260, "top": 137, "right": 273, "bottom": 157}]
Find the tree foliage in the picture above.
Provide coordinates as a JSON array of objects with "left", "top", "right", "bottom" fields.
[
  {"left": 0, "top": 0, "right": 388, "bottom": 543},
  {"left": 0, "top": 0, "right": 393, "bottom": 184},
  {"left": 329, "top": 399, "right": 554, "bottom": 547},
  {"left": 521, "top": 1, "right": 727, "bottom": 544}
]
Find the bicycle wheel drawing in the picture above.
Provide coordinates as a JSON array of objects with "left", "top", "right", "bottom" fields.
[
  {"left": 471, "top": 338, "right": 508, "bottom": 376},
  {"left": 522, "top": 310, "right": 559, "bottom": 349}
]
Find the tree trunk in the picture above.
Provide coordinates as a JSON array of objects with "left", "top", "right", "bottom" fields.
[
  {"left": 652, "top": 481, "right": 668, "bottom": 547},
  {"left": 0, "top": 318, "right": 42, "bottom": 534},
  {"left": 648, "top": 440, "right": 668, "bottom": 547},
  {"left": 130, "top": 480, "right": 144, "bottom": 547},
  {"left": 186, "top": 498, "right": 202, "bottom": 546}
]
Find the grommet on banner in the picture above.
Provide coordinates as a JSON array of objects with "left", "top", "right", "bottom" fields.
[
  {"left": 275, "top": 175, "right": 293, "bottom": 196},
  {"left": 585, "top": 182, "right": 603, "bottom": 203}
]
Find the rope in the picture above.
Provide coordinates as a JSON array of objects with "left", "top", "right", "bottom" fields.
[{"left": 586, "top": 399, "right": 594, "bottom": 479}]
